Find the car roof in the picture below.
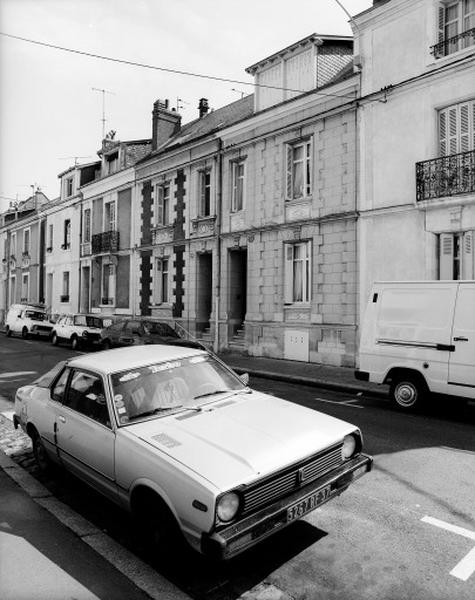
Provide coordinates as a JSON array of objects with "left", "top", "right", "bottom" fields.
[{"left": 65, "top": 344, "right": 207, "bottom": 375}]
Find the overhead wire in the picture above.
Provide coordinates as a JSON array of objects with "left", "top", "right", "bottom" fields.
[{"left": 0, "top": 31, "right": 357, "bottom": 100}]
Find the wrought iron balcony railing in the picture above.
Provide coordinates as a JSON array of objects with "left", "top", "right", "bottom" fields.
[
  {"left": 91, "top": 230, "right": 120, "bottom": 254},
  {"left": 416, "top": 149, "right": 475, "bottom": 202},
  {"left": 430, "top": 27, "right": 475, "bottom": 59}
]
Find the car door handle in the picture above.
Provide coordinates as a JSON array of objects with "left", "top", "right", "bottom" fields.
[
  {"left": 453, "top": 336, "right": 468, "bottom": 342},
  {"left": 58, "top": 416, "right": 66, "bottom": 423}
]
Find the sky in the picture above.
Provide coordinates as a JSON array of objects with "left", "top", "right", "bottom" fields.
[{"left": 0, "top": 0, "right": 372, "bottom": 213}]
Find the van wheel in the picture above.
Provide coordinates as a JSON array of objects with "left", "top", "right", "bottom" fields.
[
  {"left": 22, "top": 327, "right": 29, "bottom": 339},
  {"left": 5, "top": 326, "right": 11, "bottom": 337},
  {"left": 390, "top": 376, "right": 427, "bottom": 412}
]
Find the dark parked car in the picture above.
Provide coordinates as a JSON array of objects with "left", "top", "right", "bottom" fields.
[{"left": 100, "top": 318, "right": 204, "bottom": 350}]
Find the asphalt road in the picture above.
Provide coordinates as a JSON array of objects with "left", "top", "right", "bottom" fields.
[{"left": 1, "top": 335, "right": 474, "bottom": 600}]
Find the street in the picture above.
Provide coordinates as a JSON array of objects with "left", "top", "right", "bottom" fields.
[{"left": 1, "top": 336, "right": 475, "bottom": 600}]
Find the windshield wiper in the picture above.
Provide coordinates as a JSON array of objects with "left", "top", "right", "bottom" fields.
[
  {"left": 131, "top": 405, "right": 183, "bottom": 419},
  {"left": 193, "top": 389, "right": 234, "bottom": 400}
]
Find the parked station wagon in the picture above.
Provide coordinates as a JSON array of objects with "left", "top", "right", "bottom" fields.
[
  {"left": 13, "top": 346, "right": 372, "bottom": 559},
  {"left": 51, "top": 314, "right": 114, "bottom": 349}
]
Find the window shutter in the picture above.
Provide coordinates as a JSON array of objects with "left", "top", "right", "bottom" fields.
[
  {"left": 437, "top": 4, "right": 445, "bottom": 45},
  {"left": 157, "top": 186, "right": 164, "bottom": 224},
  {"left": 439, "top": 109, "right": 447, "bottom": 156},
  {"left": 472, "top": 100, "right": 475, "bottom": 150},
  {"left": 460, "top": 103, "right": 470, "bottom": 152},
  {"left": 154, "top": 259, "right": 162, "bottom": 303},
  {"left": 462, "top": 231, "right": 474, "bottom": 279},
  {"left": 448, "top": 106, "right": 458, "bottom": 155},
  {"left": 286, "top": 145, "right": 293, "bottom": 200},
  {"left": 439, "top": 233, "right": 454, "bottom": 279},
  {"left": 284, "top": 244, "right": 294, "bottom": 303}
]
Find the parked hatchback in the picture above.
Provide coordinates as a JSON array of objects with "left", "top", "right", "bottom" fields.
[
  {"left": 52, "top": 314, "right": 114, "bottom": 350},
  {"left": 100, "top": 318, "right": 204, "bottom": 350}
]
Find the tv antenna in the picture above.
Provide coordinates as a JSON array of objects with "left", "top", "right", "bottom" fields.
[
  {"left": 92, "top": 87, "right": 115, "bottom": 139},
  {"left": 59, "top": 156, "right": 91, "bottom": 166},
  {"left": 231, "top": 88, "right": 246, "bottom": 98}
]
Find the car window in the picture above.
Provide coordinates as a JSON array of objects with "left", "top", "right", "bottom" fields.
[
  {"left": 74, "top": 315, "right": 87, "bottom": 326},
  {"left": 24, "top": 310, "right": 45, "bottom": 321},
  {"left": 63, "top": 370, "right": 111, "bottom": 428},
  {"left": 126, "top": 320, "right": 142, "bottom": 335},
  {"left": 143, "top": 321, "right": 178, "bottom": 337},
  {"left": 108, "top": 322, "right": 124, "bottom": 333},
  {"left": 110, "top": 354, "right": 245, "bottom": 425},
  {"left": 34, "top": 361, "right": 68, "bottom": 388},
  {"left": 51, "top": 367, "right": 72, "bottom": 402}
]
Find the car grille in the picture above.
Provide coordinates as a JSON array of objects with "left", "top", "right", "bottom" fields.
[
  {"left": 86, "top": 332, "right": 101, "bottom": 341},
  {"left": 34, "top": 325, "right": 53, "bottom": 332},
  {"left": 242, "top": 443, "right": 343, "bottom": 515}
]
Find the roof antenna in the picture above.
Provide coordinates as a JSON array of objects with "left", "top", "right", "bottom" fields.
[
  {"left": 332, "top": 0, "right": 360, "bottom": 32},
  {"left": 92, "top": 87, "right": 116, "bottom": 139}
]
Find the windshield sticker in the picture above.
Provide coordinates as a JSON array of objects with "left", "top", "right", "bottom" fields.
[
  {"left": 190, "top": 356, "right": 207, "bottom": 364},
  {"left": 119, "top": 416, "right": 129, "bottom": 424},
  {"left": 114, "top": 394, "right": 123, "bottom": 402},
  {"left": 119, "top": 372, "right": 141, "bottom": 382},
  {"left": 148, "top": 361, "right": 182, "bottom": 373},
  {"left": 118, "top": 407, "right": 127, "bottom": 414}
]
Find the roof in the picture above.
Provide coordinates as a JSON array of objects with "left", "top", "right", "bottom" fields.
[{"left": 66, "top": 345, "right": 206, "bottom": 375}]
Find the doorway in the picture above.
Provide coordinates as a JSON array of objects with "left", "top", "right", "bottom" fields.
[
  {"left": 228, "top": 248, "right": 247, "bottom": 335},
  {"left": 196, "top": 253, "right": 212, "bottom": 332},
  {"left": 80, "top": 266, "right": 90, "bottom": 313}
]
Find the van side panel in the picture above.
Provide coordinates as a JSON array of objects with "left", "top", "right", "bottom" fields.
[
  {"left": 448, "top": 285, "right": 475, "bottom": 396},
  {"left": 359, "top": 282, "right": 459, "bottom": 395}
]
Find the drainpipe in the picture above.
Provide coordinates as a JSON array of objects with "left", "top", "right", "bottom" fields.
[
  {"left": 214, "top": 138, "right": 223, "bottom": 353},
  {"left": 78, "top": 193, "right": 83, "bottom": 312}
]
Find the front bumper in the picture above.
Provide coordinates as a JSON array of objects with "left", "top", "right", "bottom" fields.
[
  {"left": 201, "top": 453, "right": 372, "bottom": 560},
  {"left": 31, "top": 326, "right": 53, "bottom": 337}
]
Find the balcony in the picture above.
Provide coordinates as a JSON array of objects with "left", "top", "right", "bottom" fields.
[
  {"left": 430, "top": 27, "right": 475, "bottom": 59},
  {"left": 416, "top": 149, "right": 475, "bottom": 202},
  {"left": 91, "top": 230, "right": 120, "bottom": 254}
]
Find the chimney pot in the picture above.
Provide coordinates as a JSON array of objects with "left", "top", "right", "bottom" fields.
[{"left": 198, "top": 98, "right": 209, "bottom": 118}]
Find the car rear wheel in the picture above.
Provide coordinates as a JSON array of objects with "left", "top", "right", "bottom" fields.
[
  {"left": 390, "top": 375, "right": 427, "bottom": 412},
  {"left": 31, "top": 429, "right": 53, "bottom": 474},
  {"left": 22, "top": 327, "right": 29, "bottom": 339},
  {"left": 5, "top": 326, "right": 11, "bottom": 337}
]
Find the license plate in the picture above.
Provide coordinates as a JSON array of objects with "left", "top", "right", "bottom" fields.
[{"left": 287, "top": 485, "right": 332, "bottom": 522}]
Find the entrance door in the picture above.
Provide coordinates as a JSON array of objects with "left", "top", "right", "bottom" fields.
[
  {"left": 448, "top": 285, "right": 475, "bottom": 394},
  {"left": 228, "top": 249, "right": 247, "bottom": 333},
  {"left": 81, "top": 266, "right": 90, "bottom": 313},
  {"left": 197, "top": 253, "right": 212, "bottom": 331}
]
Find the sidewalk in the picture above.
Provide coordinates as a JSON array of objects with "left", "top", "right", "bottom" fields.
[
  {"left": 218, "top": 351, "right": 387, "bottom": 398},
  {"left": 0, "top": 414, "right": 191, "bottom": 600}
]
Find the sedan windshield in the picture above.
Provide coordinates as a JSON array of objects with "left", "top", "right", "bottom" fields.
[{"left": 110, "top": 354, "right": 246, "bottom": 424}]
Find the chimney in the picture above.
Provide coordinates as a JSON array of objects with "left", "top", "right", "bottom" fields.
[
  {"left": 152, "top": 99, "right": 181, "bottom": 151},
  {"left": 198, "top": 98, "right": 209, "bottom": 119}
]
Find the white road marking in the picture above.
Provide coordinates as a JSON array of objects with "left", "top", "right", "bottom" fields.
[
  {"left": 315, "top": 397, "right": 364, "bottom": 409},
  {"left": 422, "top": 515, "right": 475, "bottom": 581},
  {"left": 0, "top": 371, "right": 37, "bottom": 379}
]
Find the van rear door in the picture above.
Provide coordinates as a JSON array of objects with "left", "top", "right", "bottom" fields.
[{"left": 448, "top": 284, "right": 475, "bottom": 394}]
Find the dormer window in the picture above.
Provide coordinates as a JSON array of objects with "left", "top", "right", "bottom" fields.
[
  {"left": 432, "top": 1, "right": 475, "bottom": 58},
  {"left": 107, "top": 152, "right": 119, "bottom": 175},
  {"left": 65, "top": 177, "right": 73, "bottom": 197}
]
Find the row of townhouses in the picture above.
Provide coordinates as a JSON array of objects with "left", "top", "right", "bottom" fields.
[{"left": 1, "top": 0, "right": 474, "bottom": 367}]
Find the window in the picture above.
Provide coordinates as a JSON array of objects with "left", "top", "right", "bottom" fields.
[
  {"left": 286, "top": 139, "right": 312, "bottom": 200},
  {"left": 63, "top": 219, "right": 71, "bottom": 249},
  {"left": 61, "top": 271, "right": 70, "bottom": 302},
  {"left": 21, "top": 273, "right": 29, "bottom": 302},
  {"left": 284, "top": 241, "right": 312, "bottom": 303},
  {"left": 231, "top": 161, "right": 245, "bottom": 212},
  {"left": 104, "top": 202, "right": 116, "bottom": 232},
  {"left": 155, "top": 183, "right": 170, "bottom": 225},
  {"left": 65, "top": 177, "right": 73, "bottom": 197},
  {"left": 47, "top": 224, "right": 53, "bottom": 251},
  {"left": 199, "top": 170, "right": 211, "bottom": 216},
  {"left": 439, "top": 99, "right": 475, "bottom": 155},
  {"left": 83, "top": 209, "right": 91, "bottom": 242},
  {"left": 153, "top": 257, "right": 169, "bottom": 304},
  {"left": 107, "top": 153, "right": 119, "bottom": 175},
  {"left": 63, "top": 370, "right": 110, "bottom": 427},
  {"left": 11, "top": 232, "right": 16, "bottom": 257},
  {"left": 51, "top": 367, "right": 71, "bottom": 403},
  {"left": 439, "top": 232, "right": 474, "bottom": 279},
  {"left": 23, "top": 229, "right": 30, "bottom": 255},
  {"left": 10, "top": 275, "right": 16, "bottom": 304},
  {"left": 436, "top": 1, "right": 475, "bottom": 57},
  {"left": 101, "top": 263, "right": 115, "bottom": 305}
]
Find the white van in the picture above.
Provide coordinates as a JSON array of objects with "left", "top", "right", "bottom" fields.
[
  {"left": 355, "top": 281, "right": 475, "bottom": 411},
  {"left": 5, "top": 303, "right": 54, "bottom": 339}
]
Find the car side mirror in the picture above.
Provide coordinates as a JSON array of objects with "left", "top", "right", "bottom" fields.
[{"left": 240, "top": 373, "right": 250, "bottom": 386}]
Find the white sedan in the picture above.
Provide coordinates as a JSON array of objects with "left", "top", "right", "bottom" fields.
[{"left": 13, "top": 346, "right": 372, "bottom": 559}]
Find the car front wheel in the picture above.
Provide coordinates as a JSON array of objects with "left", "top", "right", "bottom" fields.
[
  {"left": 5, "top": 326, "right": 11, "bottom": 337},
  {"left": 102, "top": 338, "right": 112, "bottom": 350},
  {"left": 390, "top": 375, "right": 427, "bottom": 412},
  {"left": 51, "top": 332, "right": 59, "bottom": 345},
  {"left": 71, "top": 335, "right": 80, "bottom": 350}
]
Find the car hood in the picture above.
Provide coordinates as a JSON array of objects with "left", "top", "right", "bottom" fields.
[{"left": 126, "top": 390, "right": 357, "bottom": 490}]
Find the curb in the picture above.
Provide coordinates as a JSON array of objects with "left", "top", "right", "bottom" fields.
[
  {"left": 228, "top": 365, "right": 388, "bottom": 398},
  {"left": 0, "top": 448, "right": 191, "bottom": 600}
]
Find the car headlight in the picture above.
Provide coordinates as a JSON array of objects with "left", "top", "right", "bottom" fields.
[
  {"left": 216, "top": 491, "right": 240, "bottom": 522},
  {"left": 341, "top": 434, "right": 357, "bottom": 460}
]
